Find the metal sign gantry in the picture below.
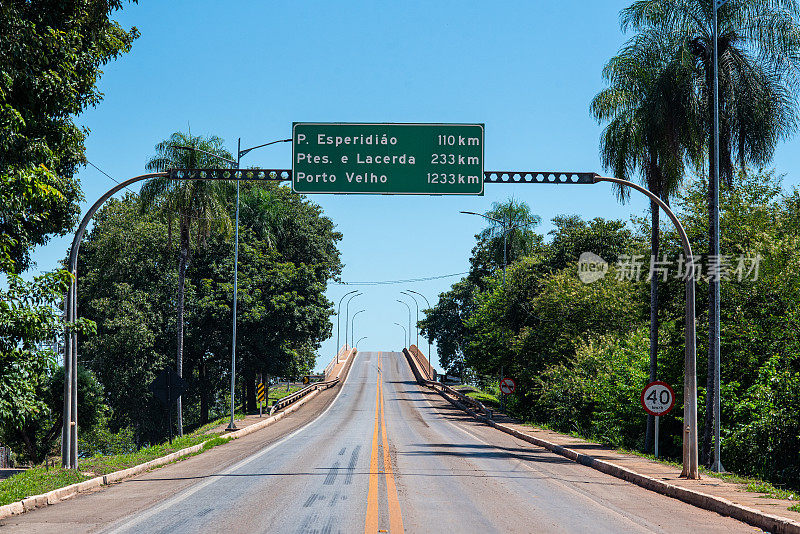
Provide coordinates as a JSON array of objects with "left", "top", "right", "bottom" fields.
[{"left": 61, "top": 168, "right": 698, "bottom": 479}]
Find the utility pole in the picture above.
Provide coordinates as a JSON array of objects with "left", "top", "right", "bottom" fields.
[{"left": 710, "top": 0, "right": 727, "bottom": 473}]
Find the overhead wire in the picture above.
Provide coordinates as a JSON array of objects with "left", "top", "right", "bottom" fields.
[{"left": 334, "top": 272, "right": 468, "bottom": 286}]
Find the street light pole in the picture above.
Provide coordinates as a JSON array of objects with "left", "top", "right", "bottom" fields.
[
  {"left": 396, "top": 299, "right": 412, "bottom": 348},
  {"left": 351, "top": 309, "right": 365, "bottom": 348},
  {"left": 229, "top": 140, "right": 241, "bottom": 431},
  {"left": 336, "top": 290, "right": 357, "bottom": 361},
  {"left": 344, "top": 292, "right": 362, "bottom": 350},
  {"left": 356, "top": 336, "right": 367, "bottom": 350},
  {"left": 400, "top": 291, "right": 419, "bottom": 347},
  {"left": 407, "top": 289, "right": 433, "bottom": 373},
  {"left": 173, "top": 137, "right": 290, "bottom": 432},
  {"left": 711, "top": 0, "right": 726, "bottom": 474},
  {"left": 460, "top": 211, "right": 535, "bottom": 287},
  {"left": 393, "top": 323, "right": 407, "bottom": 351}
]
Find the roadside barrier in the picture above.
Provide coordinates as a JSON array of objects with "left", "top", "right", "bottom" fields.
[
  {"left": 270, "top": 347, "right": 356, "bottom": 416},
  {"left": 401, "top": 347, "right": 492, "bottom": 418}
]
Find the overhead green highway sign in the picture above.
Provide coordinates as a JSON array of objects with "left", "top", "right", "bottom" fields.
[{"left": 292, "top": 123, "right": 484, "bottom": 195}]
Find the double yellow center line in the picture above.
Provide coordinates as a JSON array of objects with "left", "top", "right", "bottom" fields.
[{"left": 365, "top": 353, "right": 404, "bottom": 533}]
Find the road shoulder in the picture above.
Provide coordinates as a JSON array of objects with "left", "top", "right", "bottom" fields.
[{"left": 416, "top": 380, "right": 800, "bottom": 534}]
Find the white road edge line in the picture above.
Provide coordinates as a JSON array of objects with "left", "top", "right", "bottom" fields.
[{"left": 102, "top": 352, "right": 360, "bottom": 534}]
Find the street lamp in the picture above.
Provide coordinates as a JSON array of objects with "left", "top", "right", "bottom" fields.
[
  {"left": 356, "top": 336, "right": 367, "bottom": 350},
  {"left": 460, "top": 210, "right": 537, "bottom": 286},
  {"left": 396, "top": 299, "right": 412, "bottom": 348},
  {"left": 173, "top": 136, "right": 290, "bottom": 432},
  {"left": 351, "top": 309, "right": 365, "bottom": 348},
  {"left": 393, "top": 323, "right": 407, "bottom": 351},
  {"left": 400, "top": 291, "right": 419, "bottom": 347},
  {"left": 407, "top": 289, "right": 433, "bottom": 373},
  {"left": 344, "top": 292, "right": 362, "bottom": 350},
  {"left": 336, "top": 290, "right": 358, "bottom": 361}
]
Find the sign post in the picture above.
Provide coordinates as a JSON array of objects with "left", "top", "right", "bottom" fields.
[
  {"left": 148, "top": 369, "right": 187, "bottom": 444},
  {"left": 640, "top": 381, "right": 676, "bottom": 458},
  {"left": 256, "top": 380, "right": 266, "bottom": 417},
  {"left": 292, "top": 123, "right": 484, "bottom": 195},
  {"left": 499, "top": 376, "right": 516, "bottom": 414}
]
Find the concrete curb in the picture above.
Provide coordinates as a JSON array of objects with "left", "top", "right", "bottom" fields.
[
  {"left": 0, "top": 365, "right": 334, "bottom": 521},
  {"left": 432, "top": 386, "right": 800, "bottom": 534}
]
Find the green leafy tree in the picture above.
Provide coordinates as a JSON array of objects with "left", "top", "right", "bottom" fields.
[
  {"left": 77, "top": 194, "right": 176, "bottom": 443},
  {"left": 620, "top": 0, "right": 800, "bottom": 466},
  {"left": 0, "top": 271, "right": 98, "bottom": 463},
  {"left": 542, "top": 215, "right": 636, "bottom": 271},
  {"left": 468, "top": 199, "right": 541, "bottom": 286},
  {"left": 78, "top": 185, "right": 342, "bottom": 435},
  {"left": 189, "top": 183, "right": 342, "bottom": 413},
  {"left": 419, "top": 279, "right": 480, "bottom": 375},
  {"left": 141, "top": 131, "right": 233, "bottom": 434},
  {"left": 0, "top": 0, "right": 138, "bottom": 272}
]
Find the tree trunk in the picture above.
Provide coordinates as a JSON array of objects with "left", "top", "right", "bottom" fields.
[
  {"left": 176, "top": 223, "right": 190, "bottom": 437},
  {"left": 19, "top": 427, "right": 40, "bottom": 465},
  {"left": 645, "top": 200, "right": 660, "bottom": 453}
]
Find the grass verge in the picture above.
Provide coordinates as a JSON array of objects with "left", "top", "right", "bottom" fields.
[
  {"left": 269, "top": 384, "right": 302, "bottom": 402},
  {"left": 464, "top": 389, "right": 500, "bottom": 409},
  {"left": 0, "top": 418, "right": 229, "bottom": 507}
]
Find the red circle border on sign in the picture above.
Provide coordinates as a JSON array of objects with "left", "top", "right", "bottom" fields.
[
  {"left": 640, "top": 380, "right": 676, "bottom": 417},
  {"left": 500, "top": 377, "right": 516, "bottom": 394}
]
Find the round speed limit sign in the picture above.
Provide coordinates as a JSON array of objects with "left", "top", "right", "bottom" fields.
[{"left": 640, "top": 381, "right": 675, "bottom": 416}]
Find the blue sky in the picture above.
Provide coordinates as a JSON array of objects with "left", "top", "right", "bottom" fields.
[{"left": 29, "top": 1, "right": 800, "bottom": 372}]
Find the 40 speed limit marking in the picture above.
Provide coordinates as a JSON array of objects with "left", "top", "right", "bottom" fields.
[{"left": 640, "top": 381, "right": 676, "bottom": 417}]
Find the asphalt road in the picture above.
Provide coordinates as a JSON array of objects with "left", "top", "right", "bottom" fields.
[{"left": 5, "top": 351, "right": 761, "bottom": 533}]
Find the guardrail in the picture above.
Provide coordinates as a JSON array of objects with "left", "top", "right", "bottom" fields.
[
  {"left": 269, "top": 348, "right": 356, "bottom": 415},
  {"left": 268, "top": 378, "right": 339, "bottom": 415},
  {"left": 401, "top": 348, "right": 492, "bottom": 418}
]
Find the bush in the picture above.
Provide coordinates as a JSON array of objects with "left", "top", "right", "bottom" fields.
[
  {"left": 78, "top": 418, "right": 137, "bottom": 457},
  {"left": 534, "top": 328, "right": 651, "bottom": 449}
]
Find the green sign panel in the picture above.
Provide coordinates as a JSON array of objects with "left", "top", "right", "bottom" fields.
[{"left": 292, "top": 123, "right": 484, "bottom": 195}]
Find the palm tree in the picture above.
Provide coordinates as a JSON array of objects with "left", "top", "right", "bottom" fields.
[
  {"left": 591, "top": 26, "right": 702, "bottom": 452},
  {"left": 141, "top": 131, "right": 233, "bottom": 435},
  {"left": 620, "top": 0, "right": 800, "bottom": 466},
  {"left": 239, "top": 183, "right": 287, "bottom": 249},
  {"left": 469, "top": 198, "right": 541, "bottom": 284}
]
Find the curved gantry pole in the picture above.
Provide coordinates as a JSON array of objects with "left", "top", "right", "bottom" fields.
[
  {"left": 594, "top": 176, "right": 698, "bottom": 480},
  {"left": 61, "top": 173, "right": 168, "bottom": 467}
]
